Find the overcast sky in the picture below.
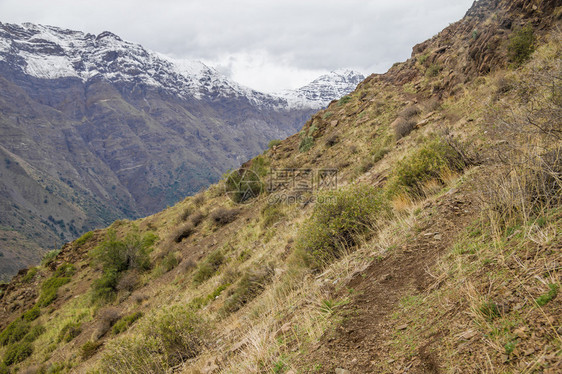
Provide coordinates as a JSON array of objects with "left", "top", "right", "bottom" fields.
[{"left": 0, "top": 0, "right": 474, "bottom": 92}]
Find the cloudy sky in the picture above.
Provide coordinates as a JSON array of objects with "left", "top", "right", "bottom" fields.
[{"left": 0, "top": 0, "right": 474, "bottom": 92}]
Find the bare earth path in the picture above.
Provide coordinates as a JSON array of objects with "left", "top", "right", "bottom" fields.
[{"left": 301, "top": 187, "right": 478, "bottom": 373}]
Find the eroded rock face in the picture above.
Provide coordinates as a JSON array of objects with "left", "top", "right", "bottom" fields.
[{"left": 0, "top": 23, "right": 363, "bottom": 279}]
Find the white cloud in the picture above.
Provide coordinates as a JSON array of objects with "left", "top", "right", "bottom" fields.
[{"left": 0, "top": 0, "right": 475, "bottom": 91}]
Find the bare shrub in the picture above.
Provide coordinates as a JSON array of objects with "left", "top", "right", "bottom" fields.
[
  {"left": 192, "top": 193, "right": 205, "bottom": 207},
  {"left": 116, "top": 271, "right": 139, "bottom": 292},
  {"left": 210, "top": 208, "right": 239, "bottom": 226},
  {"left": 325, "top": 134, "right": 339, "bottom": 147},
  {"left": 94, "top": 307, "right": 122, "bottom": 339},
  {"left": 179, "top": 259, "right": 196, "bottom": 273},
  {"left": 399, "top": 104, "right": 421, "bottom": 119},
  {"left": 172, "top": 223, "right": 194, "bottom": 243},
  {"left": 190, "top": 211, "right": 205, "bottom": 227},
  {"left": 393, "top": 117, "right": 417, "bottom": 140}
]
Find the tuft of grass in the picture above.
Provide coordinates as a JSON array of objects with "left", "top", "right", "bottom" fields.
[
  {"left": 74, "top": 231, "right": 94, "bottom": 247},
  {"left": 22, "top": 267, "right": 38, "bottom": 283},
  {"left": 260, "top": 203, "right": 285, "bottom": 229},
  {"left": 81, "top": 340, "right": 102, "bottom": 360},
  {"left": 299, "top": 136, "right": 314, "bottom": 153},
  {"left": 57, "top": 321, "right": 82, "bottom": 343},
  {"left": 295, "top": 184, "right": 390, "bottom": 269},
  {"left": 268, "top": 139, "right": 282, "bottom": 149},
  {"left": 393, "top": 118, "right": 417, "bottom": 140},
  {"left": 112, "top": 312, "right": 143, "bottom": 335},
  {"left": 41, "top": 249, "right": 60, "bottom": 266},
  {"left": 220, "top": 265, "right": 273, "bottom": 315},
  {"left": 100, "top": 306, "right": 206, "bottom": 373},
  {"left": 38, "top": 275, "right": 71, "bottom": 307},
  {"left": 479, "top": 301, "right": 501, "bottom": 321},
  {"left": 90, "top": 229, "right": 157, "bottom": 304},
  {"left": 338, "top": 95, "right": 352, "bottom": 106},
  {"left": 535, "top": 283, "right": 558, "bottom": 307},
  {"left": 193, "top": 250, "right": 225, "bottom": 285}
]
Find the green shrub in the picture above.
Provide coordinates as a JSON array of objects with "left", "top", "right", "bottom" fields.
[
  {"left": 268, "top": 139, "right": 282, "bottom": 149},
  {"left": 38, "top": 276, "right": 71, "bottom": 307},
  {"left": 299, "top": 136, "right": 314, "bottom": 152},
  {"left": 295, "top": 185, "right": 390, "bottom": 269},
  {"left": 426, "top": 63, "right": 441, "bottom": 77},
  {"left": 90, "top": 229, "right": 157, "bottom": 304},
  {"left": 112, "top": 312, "right": 143, "bottom": 335},
  {"left": 22, "top": 306, "right": 40, "bottom": 322},
  {"left": 0, "top": 320, "right": 30, "bottom": 346},
  {"left": 54, "top": 263, "right": 75, "bottom": 278},
  {"left": 338, "top": 95, "right": 352, "bottom": 106},
  {"left": 91, "top": 269, "right": 119, "bottom": 304},
  {"left": 81, "top": 340, "right": 102, "bottom": 360},
  {"left": 23, "top": 324, "right": 45, "bottom": 342},
  {"left": 57, "top": 322, "right": 82, "bottom": 343},
  {"left": 41, "top": 249, "right": 60, "bottom": 266},
  {"left": 536, "top": 283, "right": 559, "bottom": 306},
  {"left": 74, "top": 231, "right": 94, "bottom": 247},
  {"left": 387, "top": 138, "right": 466, "bottom": 197},
  {"left": 0, "top": 362, "right": 8, "bottom": 374},
  {"left": 91, "top": 229, "right": 157, "bottom": 273},
  {"left": 101, "top": 306, "right": 205, "bottom": 373},
  {"left": 192, "top": 250, "right": 225, "bottom": 285},
  {"left": 22, "top": 267, "right": 38, "bottom": 283},
  {"left": 508, "top": 25, "right": 534, "bottom": 66},
  {"left": 220, "top": 266, "right": 273, "bottom": 315},
  {"left": 3, "top": 340, "right": 32, "bottom": 366}
]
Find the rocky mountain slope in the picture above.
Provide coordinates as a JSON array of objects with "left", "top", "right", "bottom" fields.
[
  {"left": 0, "top": 0, "right": 560, "bottom": 373},
  {"left": 0, "top": 22, "right": 363, "bottom": 280}
]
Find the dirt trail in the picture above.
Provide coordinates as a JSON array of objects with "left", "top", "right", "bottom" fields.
[{"left": 302, "top": 188, "right": 478, "bottom": 373}]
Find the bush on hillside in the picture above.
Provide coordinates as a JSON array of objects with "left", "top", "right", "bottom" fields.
[
  {"left": 295, "top": 185, "right": 390, "bottom": 269},
  {"left": 210, "top": 208, "right": 239, "bottom": 226},
  {"left": 3, "top": 340, "right": 32, "bottom": 366},
  {"left": 508, "top": 25, "right": 534, "bottom": 66},
  {"left": 387, "top": 138, "right": 466, "bottom": 197},
  {"left": 0, "top": 320, "right": 30, "bottom": 346},
  {"left": 100, "top": 306, "right": 205, "bottom": 373}
]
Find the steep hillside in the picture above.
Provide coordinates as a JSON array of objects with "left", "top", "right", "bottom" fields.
[
  {"left": 0, "top": 23, "right": 363, "bottom": 280},
  {"left": 0, "top": 0, "right": 560, "bottom": 373}
]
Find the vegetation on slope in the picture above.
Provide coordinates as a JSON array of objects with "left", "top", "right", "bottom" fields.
[{"left": 0, "top": 0, "right": 560, "bottom": 373}]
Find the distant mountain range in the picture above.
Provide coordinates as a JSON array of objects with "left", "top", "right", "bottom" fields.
[{"left": 0, "top": 22, "right": 363, "bottom": 279}]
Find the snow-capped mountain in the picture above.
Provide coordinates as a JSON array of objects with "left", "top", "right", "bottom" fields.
[
  {"left": 0, "top": 22, "right": 365, "bottom": 279},
  {"left": 0, "top": 22, "right": 362, "bottom": 110},
  {"left": 277, "top": 70, "right": 365, "bottom": 109}
]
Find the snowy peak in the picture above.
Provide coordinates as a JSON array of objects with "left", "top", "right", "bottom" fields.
[
  {"left": 277, "top": 69, "right": 365, "bottom": 109},
  {"left": 0, "top": 22, "right": 364, "bottom": 110}
]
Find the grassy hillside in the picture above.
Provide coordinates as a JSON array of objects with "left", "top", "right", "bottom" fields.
[{"left": 0, "top": 0, "right": 560, "bottom": 373}]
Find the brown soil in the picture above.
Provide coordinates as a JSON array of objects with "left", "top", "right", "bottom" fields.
[{"left": 300, "top": 187, "right": 478, "bottom": 373}]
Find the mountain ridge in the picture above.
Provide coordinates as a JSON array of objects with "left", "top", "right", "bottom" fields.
[{"left": 0, "top": 21, "right": 363, "bottom": 280}]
